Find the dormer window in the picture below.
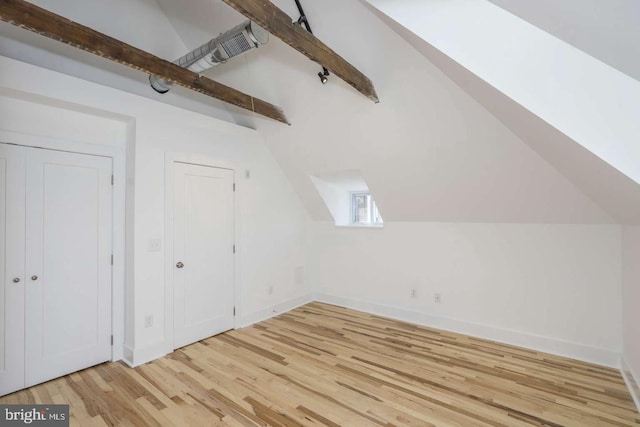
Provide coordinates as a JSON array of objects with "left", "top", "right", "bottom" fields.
[{"left": 351, "top": 192, "right": 383, "bottom": 225}]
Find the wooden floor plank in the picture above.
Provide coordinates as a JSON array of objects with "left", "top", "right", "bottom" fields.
[{"left": 2, "top": 302, "right": 638, "bottom": 426}]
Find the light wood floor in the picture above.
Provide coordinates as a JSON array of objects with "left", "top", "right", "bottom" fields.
[{"left": 2, "top": 302, "right": 639, "bottom": 426}]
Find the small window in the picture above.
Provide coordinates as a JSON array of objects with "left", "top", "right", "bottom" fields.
[{"left": 351, "top": 192, "right": 383, "bottom": 225}]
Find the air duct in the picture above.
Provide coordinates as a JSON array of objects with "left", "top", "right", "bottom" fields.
[{"left": 150, "top": 20, "right": 269, "bottom": 94}]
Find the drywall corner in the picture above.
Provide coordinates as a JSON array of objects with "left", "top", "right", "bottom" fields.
[{"left": 621, "top": 357, "right": 640, "bottom": 412}]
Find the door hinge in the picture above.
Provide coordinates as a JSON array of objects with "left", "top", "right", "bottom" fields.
[
  {"left": 110, "top": 335, "right": 113, "bottom": 346},
  {"left": 233, "top": 183, "right": 236, "bottom": 192},
  {"left": 233, "top": 245, "right": 236, "bottom": 254},
  {"left": 233, "top": 306, "right": 236, "bottom": 316},
  {"left": 111, "top": 175, "right": 114, "bottom": 186},
  {"left": 111, "top": 254, "right": 114, "bottom": 265}
]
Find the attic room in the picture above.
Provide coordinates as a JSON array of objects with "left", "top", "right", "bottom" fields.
[{"left": 0, "top": 0, "right": 639, "bottom": 425}]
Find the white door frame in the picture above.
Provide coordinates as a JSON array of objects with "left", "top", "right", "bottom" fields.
[
  {"left": 0, "top": 131, "right": 126, "bottom": 362},
  {"left": 164, "top": 152, "right": 238, "bottom": 354}
]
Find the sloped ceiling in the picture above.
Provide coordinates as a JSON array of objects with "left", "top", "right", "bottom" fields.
[
  {"left": 0, "top": 0, "right": 626, "bottom": 224},
  {"left": 363, "top": 0, "right": 640, "bottom": 224},
  {"left": 486, "top": 0, "right": 640, "bottom": 82},
  {"left": 164, "top": 0, "right": 614, "bottom": 224}
]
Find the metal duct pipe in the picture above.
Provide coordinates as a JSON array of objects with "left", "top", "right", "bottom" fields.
[{"left": 150, "top": 20, "right": 269, "bottom": 94}]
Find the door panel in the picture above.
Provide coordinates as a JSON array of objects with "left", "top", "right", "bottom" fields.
[
  {"left": 173, "top": 162, "right": 234, "bottom": 349},
  {"left": 0, "top": 144, "right": 26, "bottom": 396},
  {"left": 25, "top": 148, "right": 112, "bottom": 387}
]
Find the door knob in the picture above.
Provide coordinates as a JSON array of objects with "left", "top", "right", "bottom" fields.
[
  {"left": 176, "top": 262, "right": 184, "bottom": 269},
  {"left": 31, "top": 276, "right": 38, "bottom": 281},
  {"left": 13, "top": 278, "right": 20, "bottom": 283}
]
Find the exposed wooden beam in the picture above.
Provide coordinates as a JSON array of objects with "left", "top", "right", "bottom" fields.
[
  {"left": 0, "top": 0, "right": 289, "bottom": 124},
  {"left": 222, "top": 0, "right": 380, "bottom": 103}
]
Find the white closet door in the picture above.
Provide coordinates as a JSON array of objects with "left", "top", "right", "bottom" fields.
[
  {"left": 24, "top": 148, "right": 112, "bottom": 387},
  {"left": 173, "top": 162, "right": 234, "bottom": 349},
  {"left": 0, "top": 144, "right": 26, "bottom": 396}
]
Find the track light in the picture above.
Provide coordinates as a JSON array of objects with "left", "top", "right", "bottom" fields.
[{"left": 294, "top": 1, "right": 331, "bottom": 86}]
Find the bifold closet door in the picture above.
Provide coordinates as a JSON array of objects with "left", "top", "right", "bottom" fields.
[
  {"left": 0, "top": 144, "right": 26, "bottom": 396},
  {"left": 24, "top": 148, "right": 112, "bottom": 387},
  {"left": 172, "top": 162, "right": 235, "bottom": 349}
]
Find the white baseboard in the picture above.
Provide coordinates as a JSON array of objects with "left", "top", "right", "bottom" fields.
[
  {"left": 124, "top": 341, "right": 170, "bottom": 368},
  {"left": 119, "top": 295, "right": 313, "bottom": 368},
  {"left": 313, "top": 292, "right": 620, "bottom": 368},
  {"left": 621, "top": 358, "right": 640, "bottom": 412},
  {"left": 118, "top": 293, "right": 622, "bottom": 371},
  {"left": 237, "top": 294, "right": 314, "bottom": 328},
  {"left": 121, "top": 344, "right": 135, "bottom": 367}
]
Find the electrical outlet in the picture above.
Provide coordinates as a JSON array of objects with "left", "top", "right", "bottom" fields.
[
  {"left": 411, "top": 289, "right": 418, "bottom": 298},
  {"left": 144, "top": 315, "right": 154, "bottom": 328},
  {"left": 268, "top": 285, "right": 274, "bottom": 295},
  {"left": 244, "top": 169, "right": 251, "bottom": 179},
  {"left": 434, "top": 293, "right": 442, "bottom": 304}
]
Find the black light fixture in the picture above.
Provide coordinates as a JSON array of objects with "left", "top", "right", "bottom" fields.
[
  {"left": 318, "top": 69, "right": 329, "bottom": 84},
  {"left": 294, "top": 0, "right": 330, "bottom": 85}
]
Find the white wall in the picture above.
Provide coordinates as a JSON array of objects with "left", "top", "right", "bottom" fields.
[
  {"left": 309, "top": 177, "right": 345, "bottom": 224},
  {"left": 131, "top": 113, "right": 310, "bottom": 362},
  {"left": 0, "top": 56, "right": 310, "bottom": 366},
  {"left": 308, "top": 222, "right": 622, "bottom": 366},
  {"left": 622, "top": 226, "right": 640, "bottom": 408}
]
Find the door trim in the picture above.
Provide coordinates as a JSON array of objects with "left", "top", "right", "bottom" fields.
[
  {"left": 164, "top": 152, "right": 238, "bottom": 354},
  {"left": 0, "top": 131, "right": 126, "bottom": 363}
]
